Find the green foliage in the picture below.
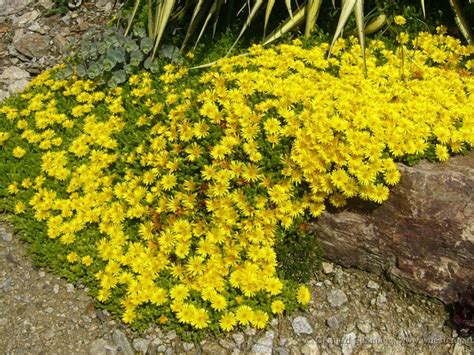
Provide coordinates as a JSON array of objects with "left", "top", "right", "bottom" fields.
[
  {"left": 55, "top": 27, "right": 166, "bottom": 87},
  {"left": 275, "top": 221, "right": 323, "bottom": 283}
]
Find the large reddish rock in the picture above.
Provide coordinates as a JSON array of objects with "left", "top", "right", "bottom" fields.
[{"left": 311, "top": 153, "right": 474, "bottom": 304}]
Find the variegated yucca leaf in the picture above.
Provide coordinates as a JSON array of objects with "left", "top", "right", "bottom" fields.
[{"left": 125, "top": 0, "right": 473, "bottom": 60}]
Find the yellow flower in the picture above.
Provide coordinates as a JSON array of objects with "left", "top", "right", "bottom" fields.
[
  {"left": 12, "top": 146, "right": 26, "bottom": 158},
  {"left": 271, "top": 300, "right": 285, "bottom": 314},
  {"left": 67, "top": 252, "right": 79, "bottom": 263},
  {"left": 81, "top": 255, "right": 93, "bottom": 266},
  {"left": 236, "top": 305, "right": 254, "bottom": 326},
  {"left": 297, "top": 285, "right": 311, "bottom": 305},
  {"left": 14, "top": 201, "right": 26, "bottom": 214},
  {"left": 219, "top": 312, "right": 237, "bottom": 332},
  {"left": 394, "top": 15, "right": 406, "bottom": 26},
  {"left": 435, "top": 144, "right": 449, "bottom": 161},
  {"left": 0, "top": 132, "right": 9, "bottom": 145},
  {"left": 7, "top": 183, "right": 19, "bottom": 195}
]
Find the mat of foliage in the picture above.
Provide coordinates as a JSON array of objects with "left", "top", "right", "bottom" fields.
[{"left": 0, "top": 30, "right": 473, "bottom": 335}]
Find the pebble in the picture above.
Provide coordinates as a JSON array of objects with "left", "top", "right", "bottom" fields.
[
  {"left": 66, "top": 283, "right": 75, "bottom": 293},
  {"left": 322, "top": 262, "right": 334, "bottom": 274},
  {"left": 301, "top": 339, "right": 320, "bottom": 355},
  {"left": 376, "top": 292, "right": 387, "bottom": 305},
  {"left": 88, "top": 338, "right": 111, "bottom": 355},
  {"left": 1, "top": 231, "right": 13, "bottom": 242},
  {"left": 327, "top": 289, "right": 348, "bottom": 307},
  {"left": 251, "top": 331, "right": 274, "bottom": 355},
  {"left": 132, "top": 338, "right": 150, "bottom": 354},
  {"left": 232, "top": 332, "right": 245, "bottom": 346},
  {"left": 112, "top": 329, "right": 134, "bottom": 355},
  {"left": 357, "top": 321, "right": 371, "bottom": 334},
  {"left": 326, "top": 316, "right": 339, "bottom": 329},
  {"left": 367, "top": 280, "right": 380, "bottom": 290},
  {"left": 341, "top": 332, "right": 357, "bottom": 355},
  {"left": 292, "top": 316, "right": 314, "bottom": 335},
  {"left": 244, "top": 327, "right": 256, "bottom": 336},
  {"left": 53, "top": 284, "right": 59, "bottom": 294},
  {"left": 182, "top": 341, "right": 194, "bottom": 351}
]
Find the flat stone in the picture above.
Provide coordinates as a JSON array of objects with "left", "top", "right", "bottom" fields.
[
  {"left": 292, "top": 316, "right": 313, "bottom": 335},
  {"left": 37, "top": 0, "right": 54, "bottom": 9},
  {"left": 376, "top": 292, "right": 387, "bottom": 305},
  {"left": 322, "top": 262, "right": 334, "bottom": 274},
  {"left": 232, "top": 332, "right": 245, "bottom": 346},
  {"left": 0, "top": 66, "right": 30, "bottom": 81},
  {"left": 66, "top": 283, "right": 75, "bottom": 292},
  {"left": 13, "top": 33, "right": 51, "bottom": 58},
  {"left": 0, "top": 0, "right": 31, "bottom": 15},
  {"left": 89, "top": 338, "right": 111, "bottom": 355},
  {"left": 112, "top": 329, "right": 134, "bottom": 355},
  {"left": 326, "top": 316, "right": 339, "bottom": 329},
  {"left": 182, "top": 342, "right": 194, "bottom": 351},
  {"left": 301, "top": 339, "right": 320, "bottom": 355},
  {"left": 132, "top": 338, "right": 150, "bottom": 354},
  {"left": 8, "top": 79, "right": 30, "bottom": 93},
  {"left": 0, "top": 90, "right": 9, "bottom": 103},
  {"left": 201, "top": 342, "right": 227, "bottom": 355},
  {"left": 95, "top": 0, "right": 109, "bottom": 8},
  {"left": 12, "top": 10, "right": 40, "bottom": 26},
  {"left": 244, "top": 327, "right": 256, "bottom": 336},
  {"left": 341, "top": 332, "right": 357, "bottom": 355},
  {"left": 53, "top": 284, "right": 60, "bottom": 294},
  {"left": 327, "top": 289, "right": 348, "bottom": 307},
  {"left": 251, "top": 330, "right": 274, "bottom": 355},
  {"left": 367, "top": 281, "right": 380, "bottom": 290},
  {"left": 356, "top": 321, "right": 371, "bottom": 334},
  {"left": 218, "top": 339, "right": 235, "bottom": 350}
]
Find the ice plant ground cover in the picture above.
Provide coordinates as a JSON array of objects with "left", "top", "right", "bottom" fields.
[{"left": 0, "top": 30, "right": 473, "bottom": 336}]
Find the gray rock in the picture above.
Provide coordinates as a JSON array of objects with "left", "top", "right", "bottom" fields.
[
  {"left": 53, "top": 284, "right": 60, "bottom": 294},
  {"left": 251, "top": 330, "right": 274, "bottom": 355},
  {"left": 28, "top": 22, "right": 48, "bottom": 35},
  {"left": 201, "top": 342, "right": 227, "bottom": 355},
  {"left": 132, "top": 338, "right": 150, "bottom": 354},
  {"left": 89, "top": 338, "right": 113, "bottom": 355},
  {"left": 341, "top": 332, "right": 357, "bottom": 355},
  {"left": 12, "top": 10, "right": 40, "bottom": 26},
  {"left": 322, "top": 262, "right": 334, "bottom": 274},
  {"left": 367, "top": 280, "right": 380, "bottom": 290},
  {"left": 66, "top": 283, "right": 75, "bottom": 292},
  {"left": 0, "top": 0, "right": 31, "bottom": 15},
  {"left": 327, "top": 289, "right": 348, "bottom": 307},
  {"left": 376, "top": 292, "right": 387, "bottom": 305},
  {"left": 8, "top": 79, "right": 30, "bottom": 93},
  {"left": 301, "top": 339, "right": 320, "bottom": 355},
  {"left": 1, "top": 229, "right": 13, "bottom": 241},
  {"left": 95, "top": 0, "right": 109, "bottom": 8},
  {"left": 112, "top": 329, "right": 134, "bottom": 355},
  {"left": 244, "top": 327, "right": 256, "bottom": 336},
  {"left": 218, "top": 338, "right": 235, "bottom": 350},
  {"left": 0, "top": 66, "right": 30, "bottom": 82},
  {"left": 37, "top": 0, "right": 54, "bottom": 9},
  {"left": 147, "top": 338, "right": 162, "bottom": 355},
  {"left": 0, "top": 90, "right": 9, "bottom": 102},
  {"left": 356, "top": 321, "right": 371, "bottom": 335},
  {"left": 232, "top": 332, "right": 245, "bottom": 346},
  {"left": 165, "top": 330, "right": 177, "bottom": 341},
  {"left": 292, "top": 316, "right": 313, "bottom": 335},
  {"left": 326, "top": 316, "right": 339, "bottom": 329},
  {"left": 0, "top": 277, "right": 12, "bottom": 292},
  {"left": 13, "top": 33, "right": 51, "bottom": 58},
  {"left": 182, "top": 342, "right": 194, "bottom": 351}
]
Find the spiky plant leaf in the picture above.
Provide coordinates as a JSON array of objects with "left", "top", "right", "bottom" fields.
[
  {"left": 263, "top": 5, "right": 306, "bottom": 46},
  {"left": 228, "top": 0, "right": 265, "bottom": 55},
  {"left": 328, "top": 0, "right": 358, "bottom": 57},
  {"left": 264, "top": 0, "right": 276, "bottom": 36},
  {"left": 151, "top": 0, "right": 177, "bottom": 58},
  {"left": 305, "top": 0, "right": 323, "bottom": 37}
]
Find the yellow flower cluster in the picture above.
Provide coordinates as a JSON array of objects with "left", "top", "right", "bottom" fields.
[{"left": 1, "top": 31, "right": 472, "bottom": 332}]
